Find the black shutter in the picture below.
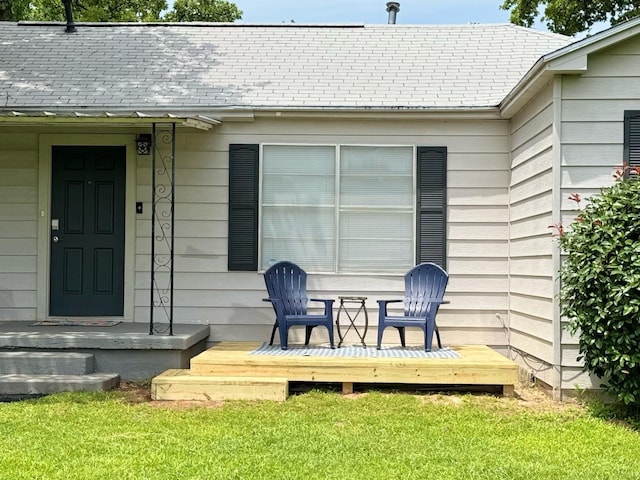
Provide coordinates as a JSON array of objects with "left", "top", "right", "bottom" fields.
[
  {"left": 417, "top": 147, "right": 447, "bottom": 269},
  {"left": 624, "top": 111, "right": 640, "bottom": 171},
  {"left": 228, "top": 144, "right": 259, "bottom": 271}
]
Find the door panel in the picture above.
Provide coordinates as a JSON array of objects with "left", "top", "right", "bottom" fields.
[{"left": 50, "top": 146, "right": 126, "bottom": 316}]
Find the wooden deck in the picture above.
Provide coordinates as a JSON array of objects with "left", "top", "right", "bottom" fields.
[{"left": 152, "top": 342, "right": 519, "bottom": 401}]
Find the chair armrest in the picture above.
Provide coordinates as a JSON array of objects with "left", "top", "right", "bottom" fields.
[
  {"left": 377, "top": 299, "right": 403, "bottom": 315},
  {"left": 263, "top": 297, "right": 285, "bottom": 318},
  {"left": 309, "top": 298, "right": 334, "bottom": 314},
  {"left": 309, "top": 298, "right": 334, "bottom": 304},
  {"left": 377, "top": 299, "right": 403, "bottom": 305}
]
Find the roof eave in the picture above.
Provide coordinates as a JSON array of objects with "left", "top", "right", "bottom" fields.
[
  {"left": 501, "top": 16, "right": 640, "bottom": 118},
  {"left": 0, "top": 111, "right": 220, "bottom": 130},
  {"left": 1, "top": 106, "right": 505, "bottom": 123},
  {"left": 248, "top": 105, "right": 504, "bottom": 120}
]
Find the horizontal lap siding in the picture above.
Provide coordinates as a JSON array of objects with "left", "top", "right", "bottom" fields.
[
  {"left": 138, "top": 118, "right": 510, "bottom": 347},
  {"left": 0, "top": 132, "right": 39, "bottom": 320},
  {"left": 135, "top": 142, "right": 229, "bottom": 327},
  {"left": 509, "top": 83, "right": 555, "bottom": 372},
  {"left": 558, "top": 38, "right": 640, "bottom": 391}
]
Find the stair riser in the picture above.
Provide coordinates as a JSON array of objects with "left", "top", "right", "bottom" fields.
[
  {"left": 152, "top": 370, "right": 288, "bottom": 401},
  {"left": 0, "top": 352, "right": 94, "bottom": 375},
  {"left": 0, "top": 374, "right": 120, "bottom": 395}
]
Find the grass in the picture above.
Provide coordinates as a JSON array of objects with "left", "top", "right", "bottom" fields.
[{"left": 1, "top": 389, "right": 640, "bottom": 480}]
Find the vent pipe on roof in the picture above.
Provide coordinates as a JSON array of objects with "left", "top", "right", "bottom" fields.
[
  {"left": 386, "top": 2, "right": 400, "bottom": 24},
  {"left": 61, "top": 0, "right": 77, "bottom": 33}
]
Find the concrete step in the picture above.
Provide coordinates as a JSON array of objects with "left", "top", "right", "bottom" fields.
[
  {"left": 0, "top": 373, "right": 120, "bottom": 395},
  {"left": 0, "top": 351, "right": 94, "bottom": 375},
  {"left": 152, "top": 369, "right": 288, "bottom": 402}
]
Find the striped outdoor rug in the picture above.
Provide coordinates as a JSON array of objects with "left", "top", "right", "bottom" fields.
[{"left": 250, "top": 343, "right": 459, "bottom": 359}]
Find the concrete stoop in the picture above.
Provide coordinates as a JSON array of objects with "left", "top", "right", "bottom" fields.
[{"left": 0, "top": 351, "right": 120, "bottom": 397}]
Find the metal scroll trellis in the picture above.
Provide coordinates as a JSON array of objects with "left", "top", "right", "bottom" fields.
[{"left": 149, "top": 123, "right": 175, "bottom": 335}]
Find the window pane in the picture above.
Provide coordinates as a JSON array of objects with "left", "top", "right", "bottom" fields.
[
  {"left": 340, "top": 239, "right": 414, "bottom": 272},
  {"left": 263, "top": 145, "right": 335, "bottom": 175},
  {"left": 261, "top": 206, "right": 336, "bottom": 271},
  {"left": 340, "top": 176, "right": 413, "bottom": 207},
  {"left": 262, "top": 238, "right": 335, "bottom": 272},
  {"left": 339, "top": 211, "right": 413, "bottom": 272},
  {"left": 338, "top": 146, "right": 414, "bottom": 273},
  {"left": 341, "top": 146, "right": 413, "bottom": 175},
  {"left": 340, "top": 146, "right": 413, "bottom": 207},
  {"left": 261, "top": 146, "right": 336, "bottom": 271},
  {"left": 263, "top": 174, "right": 335, "bottom": 205},
  {"left": 262, "top": 206, "right": 334, "bottom": 239}
]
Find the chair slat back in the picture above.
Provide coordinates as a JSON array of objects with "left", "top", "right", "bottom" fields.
[
  {"left": 404, "top": 262, "right": 448, "bottom": 317},
  {"left": 264, "top": 261, "right": 308, "bottom": 316}
]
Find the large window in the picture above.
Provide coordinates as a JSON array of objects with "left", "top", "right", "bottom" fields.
[
  {"left": 261, "top": 145, "right": 414, "bottom": 273},
  {"left": 227, "top": 144, "right": 446, "bottom": 273}
]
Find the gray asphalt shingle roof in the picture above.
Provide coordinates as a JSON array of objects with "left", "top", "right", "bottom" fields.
[{"left": 0, "top": 22, "right": 573, "bottom": 112}]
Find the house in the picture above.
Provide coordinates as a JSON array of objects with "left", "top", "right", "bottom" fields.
[{"left": 1, "top": 16, "right": 640, "bottom": 399}]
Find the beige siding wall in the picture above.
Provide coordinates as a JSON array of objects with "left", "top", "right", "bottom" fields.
[
  {"left": 134, "top": 117, "right": 512, "bottom": 347},
  {"left": 508, "top": 82, "right": 557, "bottom": 387},
  {"left": 0, "top": 117, "right": 511, "bottom": 349},
  {"left": 558, "top": 38, "right": 640, "bottom": 390},
  {"left": 0, "top": 130, "right": 39, "bottom": 320}
]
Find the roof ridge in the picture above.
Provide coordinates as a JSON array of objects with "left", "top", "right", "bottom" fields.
[
  {"left": 12, "top": 20, "right": 572, "bottom": 35},
  {"left": 17, "top": 20, "right": 366, "bottom": 28}
]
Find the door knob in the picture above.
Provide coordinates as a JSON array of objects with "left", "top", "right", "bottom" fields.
[{"left": 52, "top": 236, "right": 60, "bottom": 243}]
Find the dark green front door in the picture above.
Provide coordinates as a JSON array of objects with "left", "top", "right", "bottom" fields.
[{"left": 50, "top": 146, "right": 126, "bottom": 316}]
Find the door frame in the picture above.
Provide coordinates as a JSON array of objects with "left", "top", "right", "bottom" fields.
[{"left": 37, "top": 134, "right": 137, "bottom": 320}]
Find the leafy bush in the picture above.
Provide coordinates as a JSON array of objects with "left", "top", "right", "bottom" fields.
[{"left": 559, "top": 175, "right": 640, "bottom": 405}]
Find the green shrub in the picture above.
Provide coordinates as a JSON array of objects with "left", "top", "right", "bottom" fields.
[{"left": 559, "top": 175, "right": 640, "bottom": 405}]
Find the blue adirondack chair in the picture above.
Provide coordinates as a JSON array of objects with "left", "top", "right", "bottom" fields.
[
  {"left": 264, "top": 261, "right": 335, "bottom": 350},
  {"left": 376, "top": 262, "right": 449, "bottom": 352}
]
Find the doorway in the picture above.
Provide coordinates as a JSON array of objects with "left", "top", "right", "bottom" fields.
[{"left": 49, "top": 146, "right": 126, "bottom": 316}]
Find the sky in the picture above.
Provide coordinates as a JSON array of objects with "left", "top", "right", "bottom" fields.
[{"left": 234, "top": 0, "right": 514, "bottom": 26}]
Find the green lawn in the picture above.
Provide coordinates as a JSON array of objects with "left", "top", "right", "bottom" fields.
[{"left": 0, "top": 389, "right": 639, "bottom": 480}]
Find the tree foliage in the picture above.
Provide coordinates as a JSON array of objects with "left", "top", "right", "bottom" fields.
[
  {"left": 501, "top": 0, "right": 640, "bottom": 36},
  {"left": 25, "top": 0, "right": 166, "bottom": 22},
  {"left": 0, "top": 0, "right": 29, "bottom": 21},
  {"left": 559, "top": 173, "right": 640, "bottom": 405},
  {"left": 164, "top": 0, "right": 241, "bottom": 22},
  {"left": 0, "top": 0, "right": 242, "bottom": 22}
]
